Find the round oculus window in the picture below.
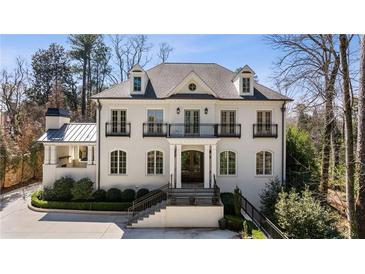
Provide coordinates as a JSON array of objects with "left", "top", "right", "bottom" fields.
[{"left": 188, "top": 83, "right": 196, "bottom": 91}]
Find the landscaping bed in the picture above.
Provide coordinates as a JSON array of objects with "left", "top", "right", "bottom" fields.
[
  {"left": 31, "top": 190, "right": 131, "bottom": 211},
  {"left": 220, "top": 191, "right": 266, "bottom": 239}
]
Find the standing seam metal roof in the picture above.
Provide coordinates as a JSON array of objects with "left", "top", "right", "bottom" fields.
[{"left": 37, "top": 123, "right": 96, "bottom": 143}]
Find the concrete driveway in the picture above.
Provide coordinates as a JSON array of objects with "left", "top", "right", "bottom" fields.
[{"left": 0, "top": 183, "right": 237, "bottom": 239}]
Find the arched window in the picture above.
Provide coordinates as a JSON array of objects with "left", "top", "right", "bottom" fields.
[
  {"left": 147, "top": 150, "right": 163, "bottom": 175},
  {"left": 110, "top": 150, "right": 126, "bottom": 174},
  {"left": 256, "top": 151, "right": 272, "bottom": 175},
  {"left": 219, "top": 151, "right": 236, "bottom": 175}
]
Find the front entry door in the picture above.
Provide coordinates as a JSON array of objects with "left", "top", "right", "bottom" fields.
[
  {"left": 184, "top": 110, "right": 200, "bottom": 136},
  {"left": 181, "top": 150, "right": 204, "bottom": 184}
]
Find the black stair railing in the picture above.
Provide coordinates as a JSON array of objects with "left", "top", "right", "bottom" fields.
[
  {"left": 128, "top": 184, "right": 169, "bottom": 217},
  {"left": 239, "top": 193, "right": 288, "bottom": 239}
]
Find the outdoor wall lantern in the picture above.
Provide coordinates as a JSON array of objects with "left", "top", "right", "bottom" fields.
[
  {"left": 177, "top": 107, "right": 180, "bottom": 114},
  {"left": 205, "top": 107, "right": 208, "bottom": 114}
]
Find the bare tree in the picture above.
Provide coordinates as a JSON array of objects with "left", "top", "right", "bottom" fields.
[
  {"left": 158, "top": 42, "right": 173, "bottom": 63},
  {"left": 267, "top": 35, "right": 340, "bottom": 196},
  {"left": 339, "top": 34, "right": 357, "bottom": 237},
  {"left": 0, "top": 57, "right": 29, "bottom": 138},
  {"left": 110, "top": 34, "right": 125, "bottom": 83},
  {"left": 109, "top": 35, "right": 152, "bottom": 83},
  {"left": 357, "top": 35, "right": 365, "bottom": 238}
]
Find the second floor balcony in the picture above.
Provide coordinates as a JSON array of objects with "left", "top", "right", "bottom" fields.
[
  {"left": 253, "top": 124, "right": 278, "bottom": 138},
  {"left": 168, "top": 123, "right": 241, "bottom": 138},
  {"left": 105, "top": 122, "right": 131, "bottom": 137}
]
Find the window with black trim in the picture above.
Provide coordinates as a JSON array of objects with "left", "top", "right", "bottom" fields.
[
  {"left": 110, "top": 150, "right": 127, "bottom": 174},
  {"left": 219, "top": 151, "right": 236, "bottom": 175},
  {"left": 256, "top": 151, "right": 272, "bottom": 175},
  {"left": 147, "top": 150, "right": 163, "bottom": 175},
  {"left": 133, "top": 76, "right": 142, "bottom": 92}
]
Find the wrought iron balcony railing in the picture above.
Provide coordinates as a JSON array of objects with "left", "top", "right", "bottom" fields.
[
  {"left": 168, "top": 123, "right": 241, "bottom": 138},
  {"left": 143, "top": 122, "right": 168, "bottom": 137},
  {"left": 253, "top": 124, "right": 278, "bottom": 138},
  {"left": 105, "top": 122, "right": 131, "bottom": 137}
]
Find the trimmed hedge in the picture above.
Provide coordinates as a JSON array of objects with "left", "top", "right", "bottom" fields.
[
  {"left": 136, "top": 188, "right": 149, "bottom": 199},
  {"left": 71, "top": 178, "right": 93, "bottom": 201},
  {"left": 32, "top": 190, "right": 131, "bottom": 211},
  {"left": 106, "top": 188, "right": 122, "bottom": 202},
  {"left": 220, "top": 192, "right": 235, "bottom": 215},
  {"left": 121, "top": 189, "right": 136, "bottom": 202},
  {"left": 92, "top": 189, "right": 107, "bottom": 202}
]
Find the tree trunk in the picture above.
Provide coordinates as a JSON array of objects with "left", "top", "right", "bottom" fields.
[
  {"left": 321, "top": 55, "right": 340, "bottom": 195},
  {"left": 339, "top": 34, "right": 357, "bottom": 237},
  {"left": 356, "top": 35, "right": 365, "bottom": 238},
  {"left": 81, "top": 57, "right": 87, "bottom": 119}
]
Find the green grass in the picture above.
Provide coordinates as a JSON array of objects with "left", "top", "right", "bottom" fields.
[
  {"left": 31, "top": 190, "right": 131, "bottom": 211},
  {"left": 224, "top": 214, "right": 266, "bottom": 239}
]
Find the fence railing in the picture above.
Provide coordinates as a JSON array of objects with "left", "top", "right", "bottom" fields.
[
  {"left": 168, "top": 123, "right": 241, "bottom": 138},
  {"left": 105, "top": 122, "right": 131, "bottom": 137},
  {"left": 240, "top": 193, "right": 288, "bottom": 239},
  {"left": 253, "top": 124, "right": 278, "bottom": 138},
  {"left": 142, "top": 122, "right": 168, "bottom": 137}
]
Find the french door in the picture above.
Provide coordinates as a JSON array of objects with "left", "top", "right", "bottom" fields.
[
  {"left": 111, "top": 110, "right": 127, "bottom": 133},
  {"left": 184, "top": 110, "right": 200, "bottom": 136},
  {"left": 221, "top": 110, "right": 236, "bottom": 135}
]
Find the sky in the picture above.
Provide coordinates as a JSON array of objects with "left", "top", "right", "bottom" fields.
[{"left": 0, "top": 34, "right": 281, "bottom": 89}]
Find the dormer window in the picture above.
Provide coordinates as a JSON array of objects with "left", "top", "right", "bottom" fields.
[
  {"left": 242, "top": 77, "right": 250, "bottom": 93},
  {"left": 133, "top": 76, "right": 142, "bottom": 92}
]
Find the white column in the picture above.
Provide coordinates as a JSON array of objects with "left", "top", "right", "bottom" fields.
[
  {"left": 92, "top": 146, "right": 96, "bottom": 165},
  {"left": 50, "top": 145, "right": 57, "bottom": 165},
  {"left": 176, "top": 144, "right": 182, "bottom": 188},
  {"left": 44, "top": 145, "right": 50, "bottom": 165},
  {"left": 69, "top": 145, "right": 74, "bottom": 163},
  {"left": 204, "top": 145, "right": 210, "bottom": 188},
  {"left": 87, "top": 146, "right": 93, "bottom": 165},
  {"left": 169, "top": 144, "right": 175, "bottom": 188},
  {"left": 211, "top": 144, "right": 217, "bottom": 186}
]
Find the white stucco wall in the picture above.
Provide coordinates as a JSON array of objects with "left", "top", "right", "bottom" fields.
[
  {"left": 97, "top": 99, "right": 286, "bottom": 207},
  {"left": 132, "top": 205, "right": 224, "bottom": 228}
]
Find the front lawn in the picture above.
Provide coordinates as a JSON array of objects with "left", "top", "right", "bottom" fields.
[{"left": 31, "top": 190, "right": 131, "bottom": 211}]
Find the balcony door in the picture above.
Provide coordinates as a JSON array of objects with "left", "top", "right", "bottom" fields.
[
  {"left": 111, "top": 110, "right": 126, "bottom": 134},
  {"left": 147, "top": 109, "right": 163, "bottom": 134},
  {"left": 184, "top": 110, "right": 200, "bottom": 136},
  {"left": 221, "top": 110, "right": 236, "bottom": 135},
  {"left": 257, "top": 111, "right": 272, "bottom": 133}
]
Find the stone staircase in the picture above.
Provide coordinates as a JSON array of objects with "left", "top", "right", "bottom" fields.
[{"left": 127, "top": 182, "right": 221, "bottom": 228}]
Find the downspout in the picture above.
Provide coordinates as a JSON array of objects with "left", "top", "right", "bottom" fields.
[
  {"left": 281, "top": 102, "right": 286, "bottom": 185},
  {"left": 97, "top": 99, "right": 102, "bottom": 190}
]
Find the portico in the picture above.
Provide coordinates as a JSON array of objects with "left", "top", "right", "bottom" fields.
[{"left": 168, "top": 139, "right": 219, "bottom": 189}]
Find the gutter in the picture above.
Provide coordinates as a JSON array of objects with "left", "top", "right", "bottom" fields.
[
  {"left": 281, "top": 102, "right": 286, "bottom": 185},
  {"left": 97, "top": 99, "right": 102, "bottom": 190}
]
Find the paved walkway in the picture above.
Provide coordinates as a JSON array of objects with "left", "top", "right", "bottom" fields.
[{"left": 0, "top": 183, "right": 237, "bottom": 239}]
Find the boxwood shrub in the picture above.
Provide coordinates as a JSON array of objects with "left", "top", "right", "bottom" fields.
[
  {"left": 136, "top": 188, "right": 149, "bottom": 199},
  {"left": 52, "top": 177, "right": 75, "bottom": 201},
  {"left": 92, "top": 189, "right": 107, "bottom": 202},
  {"left": 72, "top": 178, "right": 93, "bottom": 201},
  {"left": 121, "top": 189, "right": 136, "bottom": 202},
  {"left": 32, "top": 190, "right": 131, "bottom": 211},
  {"left": 106, "top": 188, "right": 122, "bottom": 202}
]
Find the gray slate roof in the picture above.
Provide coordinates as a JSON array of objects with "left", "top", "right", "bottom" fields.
[
  {"left": 92, "top": 63, "right": 292, "bottom": 101},
  {"left": 37, "top": 123, "right": 96, "bottom": 143}
]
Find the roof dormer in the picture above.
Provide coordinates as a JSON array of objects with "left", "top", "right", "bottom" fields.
[
  {"left": 129, "top": 64, "right": 148, "bottom": 95},
  {"left": 233, "top": 65, "right": 255, "bottom": 96}
]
